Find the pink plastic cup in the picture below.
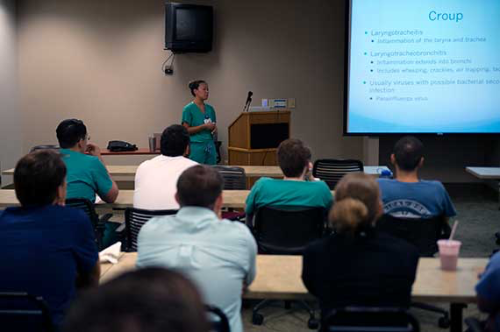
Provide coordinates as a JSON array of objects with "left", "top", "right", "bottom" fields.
[{"left": 437, "top": 240, "right": 462, "bottom": 271}]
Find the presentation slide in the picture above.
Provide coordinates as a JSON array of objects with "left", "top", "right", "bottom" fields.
[{"left": 346, "top": 0, "right": 500, "bottom": 134}]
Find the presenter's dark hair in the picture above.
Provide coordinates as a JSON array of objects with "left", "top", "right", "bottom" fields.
[
  {"left": 14, "top": 150, "right": 66, "bottom": 207},
  {"left": 63, "top": 267, "right": 209, "bottom": 332},
  {"left": 188, "top": 80, "right": 207, "bottom": 97},
  {"left": 393, "top": 136, "right": 424, "bottom": 171},
  {"left": 177, "top": 165, "right": 223, "bottom": 209},
  {"left": 161, "top": 125, "right": 190, "bottom": 157},
  {"left": 277, "top": 139, "right": 312, "bottom": 177},
  {"left": 56, "top": 119, "right": 87, "bottom": 148}
]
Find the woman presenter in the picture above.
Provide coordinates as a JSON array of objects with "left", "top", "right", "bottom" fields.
[{"left": 181, "top": 80, "right": 217, "bottom": 165}]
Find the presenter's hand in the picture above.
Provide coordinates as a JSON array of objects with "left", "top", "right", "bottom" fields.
[
  {"left": 211, "top": 125, "right": 218, "bottom": 135},
  {"left": 205, "top": 122, "right": 216, "bottom": 131},
  {"left": 86, "top": 143, "right": 102, "bottom": 157}
]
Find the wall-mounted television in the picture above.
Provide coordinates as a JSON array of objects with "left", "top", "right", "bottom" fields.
[{"left": 165, "top": 2, "right": 213, "bottom": 53}]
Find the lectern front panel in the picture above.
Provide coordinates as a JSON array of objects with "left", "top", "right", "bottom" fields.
[{"left": 250, "top": 123, "right": 289, "bottom": 149}]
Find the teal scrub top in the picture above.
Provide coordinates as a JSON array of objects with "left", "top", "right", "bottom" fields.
[
  {"left": 60, "top": 149, "right": 113, "bottom": 202},
  {"left": 181, "top": 102, "right": 216, "bottom": 143},
  {"left": 245, "top": 177, "right": 334, "bottom": 215}
]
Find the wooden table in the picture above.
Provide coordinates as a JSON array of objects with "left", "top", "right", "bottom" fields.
[
  {"left": 100, "top": 253, "right": 486, "bottom": 332},
  {"left": 466, "top": 167, "right": 500, "bottom": 206},
  {"left": 0, "top": 189, "right": 253, "bottom": 209},
  {"left": 2, "top": 165, "right": 388, "bottom": 178},
  {"left": 1, "top": 165, "right": 282, "bottom": 178},
  {"left": 101, "top": 148, "right": 160, "bottom": 156},
  {"left": 465, "top": 167, "right": 500, "bottom": 180}
]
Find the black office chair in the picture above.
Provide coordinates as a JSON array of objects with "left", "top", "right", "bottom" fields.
[
  {"left": 253, "top": 206, "right": 326, "bottom": 254},
  {"left": 0, "top": 292, "right": 54, "bottom": 332},
  {"left": 251, "top": 206, "right": 327, "bottom": 329},
  {"left": 119, "top": 208, "right": 177, "bottom": 252},
  {"left": 206, "top": 305, "right": 230, "bottom": 332},
  {"left": 376, "top": 214, "right": 451, "bottom": 328},
  {"left": 494, "top": 232, "right": 500, "bottom": 245},
  {"left": 215, "top": 141, "right": 222, "bottom": 164},
  {"left": 464, "top": 317, "right": 485, "bottom": 332},
  {"left": 65, "top": 198, "right": 113, "bottom": 250},
  {"left": 313, "top": 159, "right": 364, "bottom": 190},
  {"left": 212, "top": 165, "right": 247, "bottom": 221},
  {"left": 322, "top": 307, "right": 420, "bottom": 332},
  {"left": 212, "top": 165, "right": 247, "bottom": 190},
  {"left": 29, "top": 145, "right": 60, "bottom": 153}
]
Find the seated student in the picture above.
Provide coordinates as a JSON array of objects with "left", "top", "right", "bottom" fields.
[
  {"left": 0, "top": 150, "right": 100, "bottom": 327},
  {"left": 63, "top": 267, "right": 209, "bottom": 332},
  {"left": 137, "top": 165, "right": 257, "bottom": 332},
  {"left": 245, "top": 138, "right": 333, "bottom": 219},
  {"left": 56, "top": 118, "right": 119, "bottom": 203},
  {"left": 134, "top": 124, "right": 198, "bottom": 210},
  {"left": 302, "top": 173, "right": 419, "bottom": 320},
  {"left": 475, "top": 252, "right": 500, "bottom": 332},
  {"left": 377, "top": 136, "right": 456, "bottom": 220}
]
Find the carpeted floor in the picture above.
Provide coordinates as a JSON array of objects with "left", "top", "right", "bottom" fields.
[{"left": 241, "top": 184, "right": 500, "bottom": 332}]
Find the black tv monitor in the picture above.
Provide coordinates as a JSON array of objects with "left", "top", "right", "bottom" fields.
[{"left": 165, "top": 2, "right": 213, "bottom": 53}]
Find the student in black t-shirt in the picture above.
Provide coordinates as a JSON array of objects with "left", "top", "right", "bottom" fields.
[{"left": 302, "top": 172, "right": 419, "bottom": 320}]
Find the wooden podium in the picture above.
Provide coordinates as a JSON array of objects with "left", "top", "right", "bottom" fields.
[{"left": 228, "top": 110, "right": 291, "bottom": 166}]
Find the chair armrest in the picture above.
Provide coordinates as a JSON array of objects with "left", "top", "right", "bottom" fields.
[
  {"left": 115, "top": 223, "right": 126, "bottom": 234},
  {"left": 98, "top": 213, "right": 113, "bottom": 223},
  {"left": 464, "top": 317, "right": 484, "bottom": 332}
]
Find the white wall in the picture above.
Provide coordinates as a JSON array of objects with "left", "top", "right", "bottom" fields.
[
  {"left": 17, "top": 0, "right": 363, "bottom": 166},
  {"left": 14, "top": 0, "right": 496, "bottom": 183},
  {"left": 0, "top": 0, "right": 22, "bottom": 185}
]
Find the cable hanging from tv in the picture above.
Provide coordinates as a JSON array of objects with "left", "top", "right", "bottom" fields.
[{"left": 161, "top": 52, "right": 176, "bottom": 75}]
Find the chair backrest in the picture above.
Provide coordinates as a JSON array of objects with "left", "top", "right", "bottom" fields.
[
  {"left": 125, "top": 208, "right": 178, "bottom": 252},
  {"left": 0, "top": 292, "right": 54, "bottom": 332},
  {"left": 313, "top": 159, "right": 364, "bottom": 190},
  {"left": 206, "top": 305, "right": 230, "bottom": 332},
  {"left": 65, "top": 198, "right": 102, "bottom": 248},
  {"left": 376, "top": 214, "right": 447, "bottom": 257},
  {"left": 322, "top": 307, "right": 419, "bottom": 332},
  {"left": 29, "top": 145, "right": 60, "bottom": 153},
  {"left": 253, "top": 206, "right": 326, "bottom": 255},
  {"left": 212, "top": 165, "right": 247, "bottom": 190}
]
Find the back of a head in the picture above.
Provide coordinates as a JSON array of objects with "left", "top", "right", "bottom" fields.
[
  {"left": 161, "top": 124, "right": 190, "bottom": 157},
  {"left": 393, "top": 136, "right": 424, "bottom": 172},
  {"left": 277, "top": 138, "right": 311, "bottom": 177},
  {"left": 63, "top": 267, "right": 209, "bottom": 332},
  {"left": 331, "top": 173, "right": 381, "bottom": 235},
  {"left": 56, "top": 119, "right": 87, "bottom": 149},
  {"left": 177, "top": 165, "right": 223, "bottom": 209},
  {"left": 14, "top": 150, "right": 66, "bottom": 207}
]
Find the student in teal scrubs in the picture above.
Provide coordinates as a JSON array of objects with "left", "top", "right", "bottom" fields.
[{"left": 182, "top": 80, "right": 217, "bottom": 165}]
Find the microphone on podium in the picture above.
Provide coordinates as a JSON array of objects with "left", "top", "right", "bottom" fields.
[{"left": 243, "top": 91, "right": 253, "bottom": 112}]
